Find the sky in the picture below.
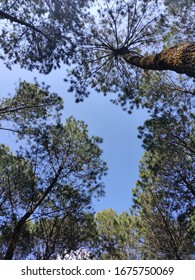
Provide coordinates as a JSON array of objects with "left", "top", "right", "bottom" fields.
[{"left": 0, "top": 61, "right": 149, "bottom": 214}]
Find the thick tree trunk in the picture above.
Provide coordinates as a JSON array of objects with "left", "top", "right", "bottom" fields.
[{"left": 121, "top": 43, "right": 195, "bottom": 78}]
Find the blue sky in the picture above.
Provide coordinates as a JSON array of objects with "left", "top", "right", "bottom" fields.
[{"left": 0, "top": 61, "right": 149, "bottom": 214}]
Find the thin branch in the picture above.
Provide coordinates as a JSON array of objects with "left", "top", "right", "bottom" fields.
[
  {"left": 0, "top": 127, "right": 22, "bottom": 134},
  {"left": 124, "top": 1, "right": 138, "bottom": 46},
  {"left": 150, "top": 192, "right": 181, "bottom": 259},
  {"left": 0, "top": 10, "right": 51, "bottom": 40},
  {"left": 0, "top": 104, "right": 50, "bottom": 114}
]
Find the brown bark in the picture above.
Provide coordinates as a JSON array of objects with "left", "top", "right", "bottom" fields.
[{"left": 121, "top": 43, "right": 195, "bottom": 78}]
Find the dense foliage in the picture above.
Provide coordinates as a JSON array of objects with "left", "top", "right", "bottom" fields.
[
  {"left": 0, "top": 84, "right": 107, "bottom": 259},
  {"left": 0, "top": 80, "right": 63, "bottom": 135},
  {"left": 0, "top": 0, "right": 91, "bottom": 73},
  {"left": 95, "top": 209, "right": 138, "bottom": 259},
  {"left": 0, "top": 0, "right": 194, "bottom": 259},
  {"left": 131, "top": 111, "right": 195, "bottom": 259}
]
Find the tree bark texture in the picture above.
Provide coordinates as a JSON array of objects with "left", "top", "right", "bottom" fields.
[{"left": 122, "top": 43, "right": 195, "bottom": 78}]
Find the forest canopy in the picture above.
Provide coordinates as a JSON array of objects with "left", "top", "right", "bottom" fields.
[{"left": 0, "top": 0, "right": 194, "bottom": 260}]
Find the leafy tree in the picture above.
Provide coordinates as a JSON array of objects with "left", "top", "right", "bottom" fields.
[
  {"left": 0, "top": 0, "right": 194, "bottom": 261},
  {"left": 94, "top": 113, "right": 195, "bottom": 260},
  {"left": 0, "top": 0, "right": 91, "bottom": 73},
  {"left": 1, "top": 1, "right": 194, "bottom": 95},
  {"left": 0, "top": 0, "right": 194, "bottom": 122},
  {"left": 66, "top": 0, "right": 195, "bottom": 104},
  {"left": 138, "top": 112, "right": 195, "bottom": 200},
  {"left": 32, "top": 213, "right": 98, "bottom": 260},
  {"left": 0, "top": 83, "right": 107, "bottom": 260},
  {"left": 0, "top": 80, "right": 63, "bottom": 135},
  {"left": 111, "top": 69, "right": 194, "bottom": 114},
  {"left": 131, "top": 111, "right": 195, "bottom": 259},
  {"left": 95, "top": 209, "right": 138, "bottom": 259},
  {"left": 132, "top": 179, "right": 195, "bottom": 259}
]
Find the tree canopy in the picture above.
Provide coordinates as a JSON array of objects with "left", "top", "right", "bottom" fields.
[
  {"left": 94, "top": 110, "right": 194, "bottom": 260},
  {"left": 0, "top": 80, "right": 63, "bottom": 135},
  {"left": 0, "top": 83, "right": 107, "bottom": 259},
  {"left": 95, "top": 209, "right": 138, "bottom": 259},
  {"left": 131, "top": 110, "right": 195, "bottom": 259},
  {"left": 66, "top": 0, "right": 195, "bottom": 106},
  {"left": 0, "top": 0, "right": 91, "bottom": 73},
  {"left": 0, "top": 0, "right": 194, "bottom": 260}
]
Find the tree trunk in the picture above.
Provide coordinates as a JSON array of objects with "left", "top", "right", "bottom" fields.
[
  {"left": 4, "top": 164, "right": 64, "bottom": 260},
  {"left": 121, "top": 43, "right": 195, "bottom": 78}
]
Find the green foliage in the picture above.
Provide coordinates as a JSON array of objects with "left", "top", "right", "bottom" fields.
[
  {"left": 32, "top": 213, "right": 98, "bottom": 260},
  {"left": 119, "top": 71, "right": 194, "bottom": 114},
  {"left": 0, "top": 0, "right": 194, "bottom": 261},
  {"left": 0, "top": 80, "right": 63, "bottom": 135},
  {"left": 0, "top": 83, "right": 107, "bottom": 259},
  {"left": 0, "top": 0, "right": 194, "bottom": 112},
  {"left": 131, "top": 110, "right": 195, "bottom": 259},
  {"left": 0, "top": 0, "right": 91, "bottom": 73},
  {"left": 68, "top": 0, "right": 167, "bottom": 104},
  {"left": 66, "top": 0, "right": 195, "bottom": 114},
  {"left": 95, "top": 209, "right": 138, "bottom": 259}
]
